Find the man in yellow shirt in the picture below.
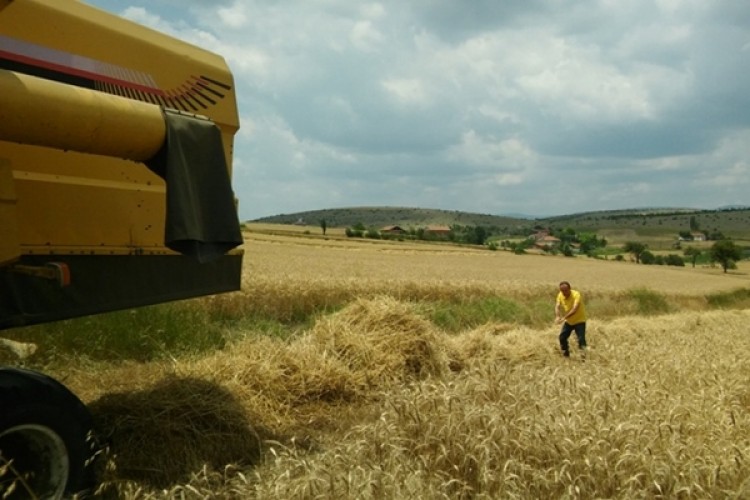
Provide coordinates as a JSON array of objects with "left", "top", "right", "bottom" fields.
[{"left": 554, "top": 281, "right": 587, "bottom": 358}]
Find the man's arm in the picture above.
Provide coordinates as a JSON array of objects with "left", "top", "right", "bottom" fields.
[{"left": 565, "top": 301, "right": 580, "bottom": 320}]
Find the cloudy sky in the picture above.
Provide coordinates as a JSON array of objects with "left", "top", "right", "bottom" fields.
[{"left": 86, "top": 0, "right": 750, "bottom": 220}]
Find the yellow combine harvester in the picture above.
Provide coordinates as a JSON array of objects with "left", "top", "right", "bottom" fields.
[{"left": 0, "top": 1, "right": 243, "bottom": 496}]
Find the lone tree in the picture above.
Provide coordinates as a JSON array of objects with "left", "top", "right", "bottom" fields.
[
  {"left": 689, "top": 215, "right": 700, "bottom": 231},
  {"left": 683, "top": 246, "right": 702, "bottom": 268},
  {"left": 710, "top": 239, "right": 743, "bottom": 273},
  {"left": 472, "top": 225, "right": 488, "bottom": 245},
  {"left": 623, "top": 241, "right": 647, "bottom": 263}
]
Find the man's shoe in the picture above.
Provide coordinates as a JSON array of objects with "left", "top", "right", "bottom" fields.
[{"left": 562, "top": 350, "right": 570, "bottom": 357}]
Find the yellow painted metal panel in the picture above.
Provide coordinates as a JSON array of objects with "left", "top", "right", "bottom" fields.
[
  {"left": 0, "top": 0, "right": 241, "bottom": 256},
  {"left": 13, "top": 165, "right": 166, "bottom": 250},
  {"left": 0, "top": 159, "right": 20, "bottom": 264},
  {"left": 0, "top": 140, "right": 167, "bottom": 252},
  {"left": 0, "top": 70, "right": 165, "bottom": 161},
  {"left": 1, "top": 0, "right": 238, "bottom": 134}
]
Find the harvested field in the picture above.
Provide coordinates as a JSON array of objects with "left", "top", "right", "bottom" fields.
[
  {"left": 242, "top": 230, "right": 750, "bottom": 296},
  {"left": 4, "top": 231, "right": 750, "bottom": 498}
]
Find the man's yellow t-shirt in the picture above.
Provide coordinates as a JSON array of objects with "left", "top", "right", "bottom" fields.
[{"left": 557, "top": 289, "right": 586, "bottom": 325}]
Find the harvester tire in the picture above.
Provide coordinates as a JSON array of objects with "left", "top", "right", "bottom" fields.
[{"left": 0, "top": 367, "right": 97, "bottom": 499}]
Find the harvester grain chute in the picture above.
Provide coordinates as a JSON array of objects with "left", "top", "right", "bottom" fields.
[{"left": 0, "top": 0, "right": 244, "bottom": 496}]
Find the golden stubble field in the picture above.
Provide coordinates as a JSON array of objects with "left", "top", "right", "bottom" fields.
[
  {"left": 55, "top": 230, "right": 750, "bottom": 498},
  {"left": 242, "top": 229, "right": 750, "bottom": 295}
]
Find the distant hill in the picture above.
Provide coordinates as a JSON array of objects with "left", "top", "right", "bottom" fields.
[
  {"left": 250, "top": 206, "right": 750, "bottom": 239},
  {"left": 540, "top": 207, "right": 750, "bottom": 238},
  {"left": 251, "top": 206, "right": 532, "bottom": 230}
]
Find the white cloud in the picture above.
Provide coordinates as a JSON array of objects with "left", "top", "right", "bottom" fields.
[
  {"left": 361, "top": 3, "right": 386, "bottom": 20},
  {"left": 699, "top": 130, "right": 750, "bottom": 188},
  {"left": 448, "top": 132, "right": 536, "bottom": 171},
  {"left": 604, "top": 182, "right": 653, "bottom": 203},
  {"left": 513, "top": 38, "right": 656, "bottom": 123},
  {"left": 381, "top": 78, "right": 430, "bottom": 106},
  {"left": 493, "top": 172, "right": 524, "bottom": 186},
  {"left": 217, "top": 3, "right": 248, "bottom": 29},
  {"left": 708, "top": 161, "right": 750, "bottom": 188},
  {"left": 350, "top": 20, "right": 384, "bottom": 51},
  {"left": 121, "top": 7, "right": 173, "bottom": 33}
]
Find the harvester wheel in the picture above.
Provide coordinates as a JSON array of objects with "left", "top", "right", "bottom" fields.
[{"left": 0, "top": 367, "right": 97, "bottom": 499}]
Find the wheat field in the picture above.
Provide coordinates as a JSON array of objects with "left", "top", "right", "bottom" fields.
[
  {"left": 242, "top": 230, "right": 750, "bottom": 295},
  {"left": 16, "top": 230, "right": 750, "bottom": 498}
]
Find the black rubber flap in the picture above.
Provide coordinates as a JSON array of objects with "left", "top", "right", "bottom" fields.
[{"left": 146, "top": 109, "right": 242, "bottom": 263}]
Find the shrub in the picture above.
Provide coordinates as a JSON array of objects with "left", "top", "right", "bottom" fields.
[
  {"left": 640, "top": 250, "right": 656, "bottom": 265},
  {"left": 664, "top": 254, "right": 685, "bottom": 267},
  {"left": 9, "top": 303, "right": 226, "bottom": 362},
  {"left": 428, "top": 296, "right": 527, "bottom": 332},
  {"left": 627, "top": 288, "right": 670, "bottom": 315},
  {"left": 707, "top": 288, "right": 750, "bottom": 308}
]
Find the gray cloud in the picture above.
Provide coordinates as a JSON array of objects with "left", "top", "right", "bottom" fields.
[{"left": 85, "top": 0, "right": 750, "bottom": 219}]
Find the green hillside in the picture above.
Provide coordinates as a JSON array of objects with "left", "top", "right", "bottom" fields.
[
  {"left": 251, "top": 206, "right": 531, "bottom": 231},
  {"left": 251, "top": 206, "right": 750, "bottom": 240}
]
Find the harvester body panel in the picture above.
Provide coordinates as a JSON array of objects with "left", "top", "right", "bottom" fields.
[{"left": 0, "top": 0, "right": 244, "bottom": 329}]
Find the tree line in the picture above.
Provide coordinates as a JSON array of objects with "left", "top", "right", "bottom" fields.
[
  {"left": 624, "top": 240, "right": 744, "bottom": 273},
  {"left": 331, "top": 220, "right": 746, "bottom": 272}
]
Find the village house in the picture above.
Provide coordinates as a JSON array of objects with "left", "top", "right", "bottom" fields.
[
  {"left": 678, "top": 232, "right": 707, "bottom": 242},
  {"left": 534, "top": 235, "right": 561, "bottom": 250},
  {"left": 530, "top": 229, "right": 559, "bottom": 242},
  {"left": 424, "top": 225, "right": 452, "bottom": 237},
  {"left": 381, "top": 225, "right": 407, "bottom": 236}
]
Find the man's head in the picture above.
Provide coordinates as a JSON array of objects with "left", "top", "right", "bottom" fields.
[{"left": 559, "top": 281, "right": 571, "bottom": 297}]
